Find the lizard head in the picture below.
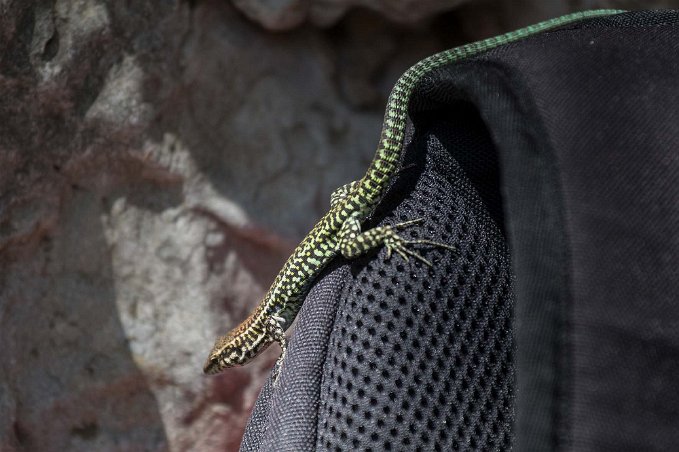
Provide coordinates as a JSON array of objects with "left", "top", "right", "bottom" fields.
[
  {"left": 203, "top": 331, "right": 246, "bottom": 374},
  {"left": 203, "top": 318, "right": 274, "bottom": 374}
]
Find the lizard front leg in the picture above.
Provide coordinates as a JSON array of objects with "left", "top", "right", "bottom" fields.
[
  {"left": 266, "top": 315, "right": 288, "bottom": 383},
  {"left": 338, "top": 213, "right": 456, "bottom": 267}
]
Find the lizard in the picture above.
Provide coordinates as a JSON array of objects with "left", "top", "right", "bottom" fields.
[{"left": 203, "top": 9, "right": 625, "bottom": 376}]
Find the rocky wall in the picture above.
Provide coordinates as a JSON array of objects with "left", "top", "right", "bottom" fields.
[{"left": 1, "top": 1, "right": 675, "bottom": 450}]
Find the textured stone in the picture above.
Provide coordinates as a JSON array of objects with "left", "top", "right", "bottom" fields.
[
  {"left": 1, "top": 0, "right": 674, "bottom": 450},
  {"left": 231, "top": 0, "right": 472, "bottom": 30}
]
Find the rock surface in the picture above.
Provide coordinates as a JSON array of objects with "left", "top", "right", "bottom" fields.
[
  {"left": 0, "top": 0, "right": 675, "bottom": 451},
  {"left": 231, "top": 0, "right": 471, "bottom": 30}
]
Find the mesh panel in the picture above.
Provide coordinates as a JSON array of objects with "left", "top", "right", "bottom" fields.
[
  {"left": 576, "top": 9, "right": 679, "bottom": 28},
  {"left": 316, "top": 130, "right": 515, "bottom": 451}
]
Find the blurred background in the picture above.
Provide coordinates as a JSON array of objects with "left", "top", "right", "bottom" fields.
[{"left": 1, "top": 0, "right": 677, "bottom": 450}]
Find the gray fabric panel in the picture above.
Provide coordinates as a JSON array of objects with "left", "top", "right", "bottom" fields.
[{"left": 240, "top": 266, "right": 348, "bottom": 452}]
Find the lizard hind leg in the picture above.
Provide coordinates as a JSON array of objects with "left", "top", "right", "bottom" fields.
[{"left": 330, "top": 180, "right": 361, "bottom": 208}]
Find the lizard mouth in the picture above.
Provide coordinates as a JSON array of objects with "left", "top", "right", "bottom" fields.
[{"left": 203, "top": 357, "right": 221, "bottom": 375}]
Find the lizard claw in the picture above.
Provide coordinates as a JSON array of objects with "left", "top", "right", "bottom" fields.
[
  {"left": 383, "top": 219, "right": 456, "bottom": 267},
  {"left": 384, "top": 234, "right": 434, "bottom": 267}
]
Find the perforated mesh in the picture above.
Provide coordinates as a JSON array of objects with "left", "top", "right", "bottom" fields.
[{"left": 315, "top": 131, "right": 515, "bottom": 450}]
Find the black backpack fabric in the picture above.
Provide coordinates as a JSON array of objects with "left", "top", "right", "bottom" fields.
[{"left": 240, "top": 10, "right": 679, "bottom": 451}]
